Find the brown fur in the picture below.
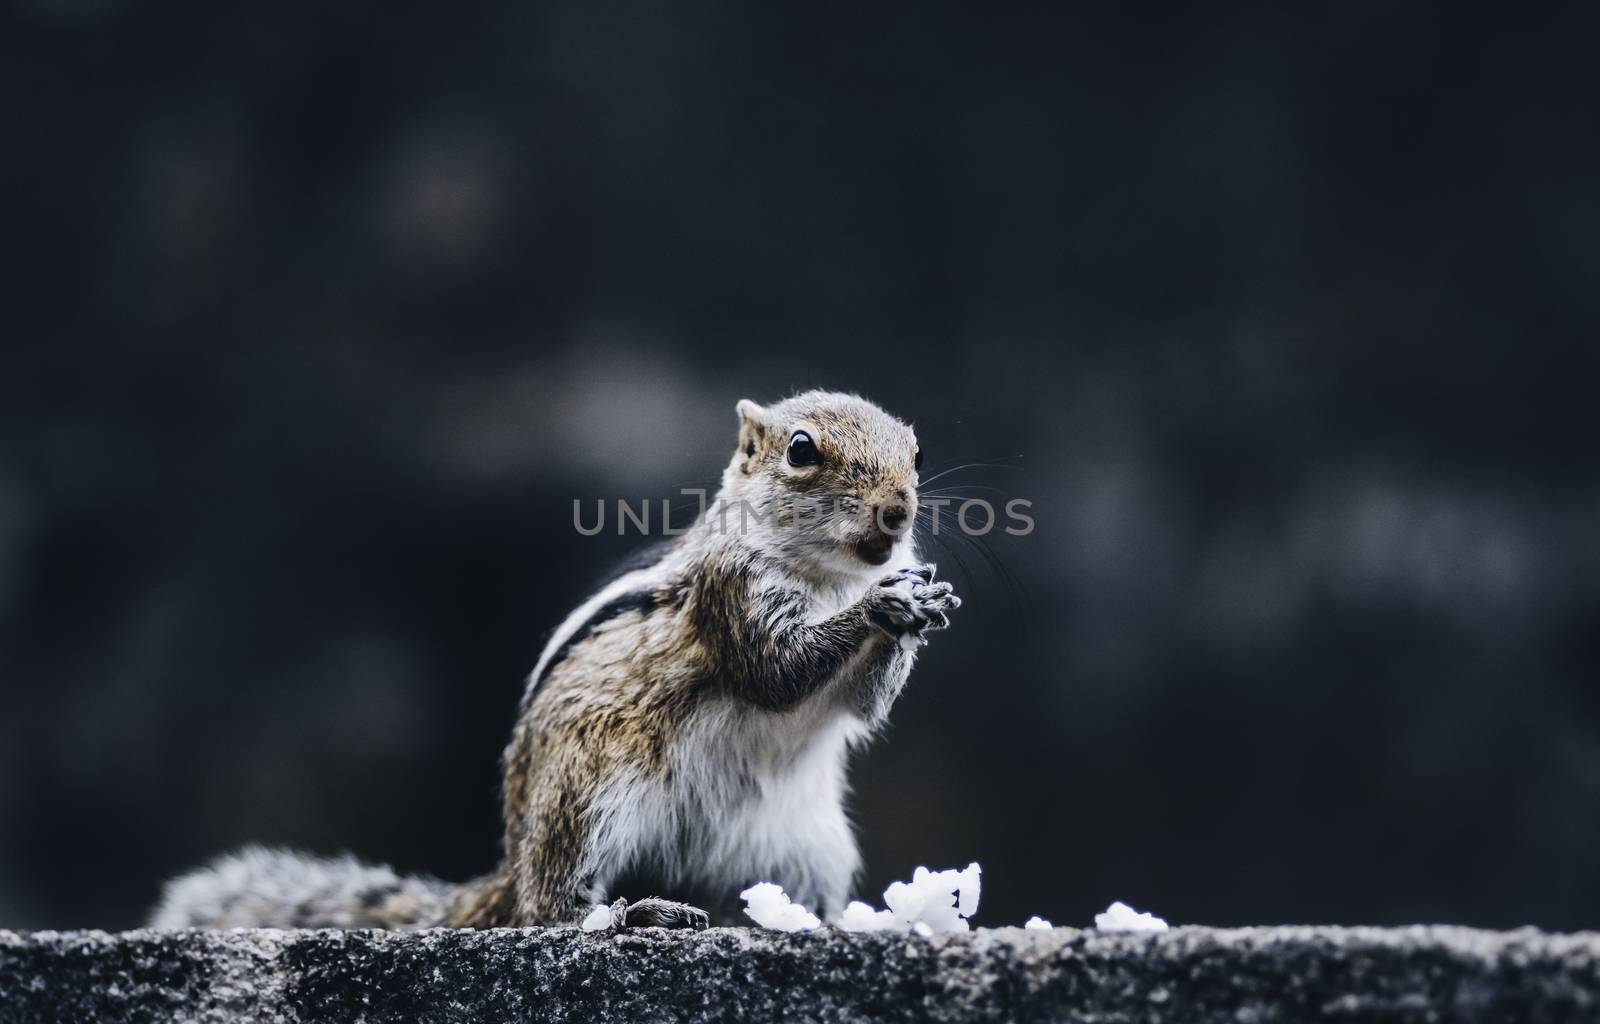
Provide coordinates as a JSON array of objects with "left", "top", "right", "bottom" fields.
[{"left": 447, "top": 392, "right": 938, "bottom": 927}]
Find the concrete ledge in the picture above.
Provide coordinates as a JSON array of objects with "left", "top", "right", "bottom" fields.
[{"left": 3, "top": 925, "right": 1599, "bottom": 1023}]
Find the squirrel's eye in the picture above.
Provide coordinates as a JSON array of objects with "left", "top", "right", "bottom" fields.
[
  {"left": 914, "top": 447, "right": 923, "bottom": 471},
  {"left": 787, "top": 431, "right": 821, "bottom": 467}
]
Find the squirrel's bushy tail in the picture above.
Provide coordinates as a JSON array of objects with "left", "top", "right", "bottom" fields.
[{"left": 149, "top": 846, "right": 458, "bottom": 929}]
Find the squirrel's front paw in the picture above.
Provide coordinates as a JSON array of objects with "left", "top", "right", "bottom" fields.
[
  {"left": 910, "top": 578, "right": 960, "bottom": 631},
  {"left": 868, "top": 563, "right": 961, "bottom": 643}
]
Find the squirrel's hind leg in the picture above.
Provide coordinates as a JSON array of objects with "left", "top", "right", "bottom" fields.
[{"left": 608, "top": 896, "right": 710, "bottom": 930}]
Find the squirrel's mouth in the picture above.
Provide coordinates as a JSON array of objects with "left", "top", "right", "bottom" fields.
[{"left": 853, "top": 533, "right": 895, "bottom": 566}]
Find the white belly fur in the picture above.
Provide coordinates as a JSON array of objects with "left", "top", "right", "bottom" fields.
[{"left": 585, "top": 696, "right": 869, "bottom": 917}]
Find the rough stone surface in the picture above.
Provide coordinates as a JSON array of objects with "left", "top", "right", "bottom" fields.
[{"left": 2, "top": 925, "right": 1599, "bottom": 1023}]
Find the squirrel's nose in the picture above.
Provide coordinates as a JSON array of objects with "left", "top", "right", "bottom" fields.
[{"left": 877, "top": 504, "right": 910, "bottom": 533}]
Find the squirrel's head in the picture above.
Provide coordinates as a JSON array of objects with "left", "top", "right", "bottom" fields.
[{"left": 720, "top": 391, "right": 921, "bottom": 576}]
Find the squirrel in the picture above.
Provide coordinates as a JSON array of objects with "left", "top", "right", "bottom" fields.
[{"left": 150, "top": 391, "right": 960, "bottom": 930}]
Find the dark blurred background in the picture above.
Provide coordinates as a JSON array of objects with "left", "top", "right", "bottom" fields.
[{"left": 3, "top": 0, "right": 1598, "bottom": 932}]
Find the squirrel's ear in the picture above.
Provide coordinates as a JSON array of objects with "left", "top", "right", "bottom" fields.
[{"left": 735, "top": 399, "right": 768, "bottom": 464}]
